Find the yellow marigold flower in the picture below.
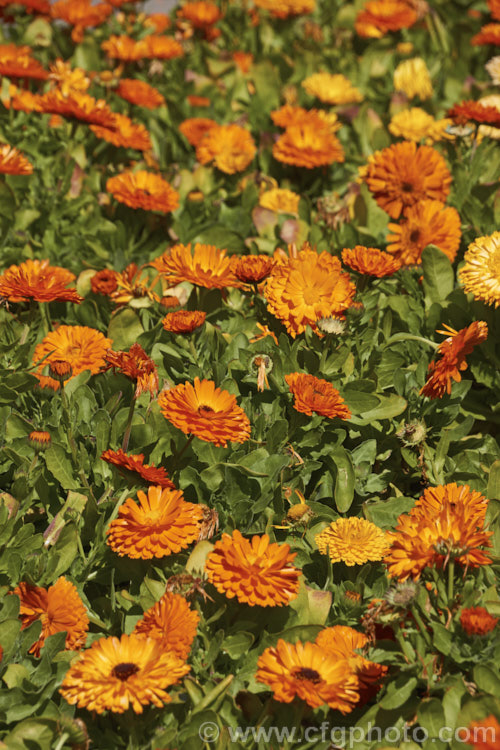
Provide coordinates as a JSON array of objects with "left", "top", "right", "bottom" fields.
[
  {"left": 259, "top": 188, "right": 300, "bottom": 214},
  {"left": 388, "top": 107, "right": 451, "bottom": 143},
  {"left": 48, "top": 59, "right": 90, "bottom": 95},
  {"left": 302, "top": 73, "right": 363, "bottom": 105},
  {"left": 459, "top": 231, "right": 500, "bottom": 307},
  {"left": 393, "top": 58, "right": 433, "bottom": 100},
  {"left": 196, "top": 123, "right": 256, "bottom": 174},
  {"left": 315, "top": 518, "right": 390, "bottom": 566}
]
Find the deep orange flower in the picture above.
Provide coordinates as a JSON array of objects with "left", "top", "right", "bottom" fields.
[
  {"left": 51, "top": 0, "right": 112, "bottom": 42},
  {"left": 0, "top": 43, "right": 48, "bottom": 80},
  {"left": 32, "top": 325, "right": 112, "bottom": 390},
  {"left": 159, "top": 377, "right": 251, "bottom": 447},
  {"left": 273, "top": 116, "right": 344, "bottom": 168},
  {"left": 39, "top": 90, "right": 116, "bottom": 128},
  {"left": 386, "top": 200, "right": 462, "bottom": 266},
  {"left": 196, "top": 123, "right": 256, "bottom": 174},
  {"left": 144, "top": 12, "right": 171, "bottom": 32},
  {"left": 472, "top": 24, "right": 500, "bottom": 46},
  {"left": 489, "top": 0, "right": 500, "bottom": 19},
  {"left": 179, "top": 117, "right": 218, "bottom": 147},
  {"left": 142, "top": 35, "right": 184, "bottom": 60},
  {"left": 0, "top": 144, "right": 33, "bottom": 176},
  {"left": 133, "top": 592, "right": 199, "bottom": 658},
  {"left": 256, "top": 639, "right": 359, "bottom": 711},
  {"left": 13, "top": 577, "right": 89, "bottom": 657},
  {"left": 106, "top": 171, "right": 179, "bottom": 213},
  {"left": 460, "top": 607, "right": 498, "bottom": 636},
  {"left": 448, "top": 100, "right": 500, "bottom": 128},
  {"left": 205, "top": 529, "right": 300, "bottom": 606},
  {"left": 285, "top": 373, "right": 351, "bottom": 420},
  {"left": 151, "top": 243, "right": 239, "bottom": 289},
  {"left": 116, "top": 79, "right": 165, "bottom": 109},
  {"left": 91, "top": 113, "right": 152, "bottom": 151},
  {"left": 101, "top": 449, "right": 175, "bottom": 488},
  {"left": 265, "top": 244, "right": 355, "bottom": 337},
  {"left": 254, "top": 0, "right": 316, "bottom": 19},
  {"left": 28, "top": 430, "right": 51, "bottom": 449},
  {"left": 106, "top": 486, "right": 203, "bottom": 559},
  {"left": 105, "top": 343, "right": 158, "bottom": 399},
  {"left": 110, "top": 263, "right": 160, "bottom": 306},
  {"left": 162, "top": 310, "right": 206, "bottom": 333},
  {"left": 178, "top": 1, "right": 221, "bottom": 27},
  {"left": 365, "top": 141, "right": 452, "bottom": 219},
  {"left": 420, "top": 321, "right": 488, "bottom": 399},
  {"left": 0, "top": 259, "right": 81, "bottom": 303},
  {"left": 233, "top": 51, "right": 254, "bottom": 73},
  {"left": 91, "top": 269, "right": 119, "bottom": 295},
  {"left": 102, "top": 35, "right": 142, "bottom": 61},
  {"left": 231, "top": 255, "right": 274, "bottom": 284},
  {"left": 342, "top": 246, "right": 401, "bottom": 276},
  {"left": 2, "top": 84, "right": 43, "bottom": 112},
  {"left": 187, "top": 94, "right": 211, "bottom": 107},
  {"left": 460, "top": 716, "right": 500, "bottom": 750},
  {"left": 355, "top": 0, "right": 418, "bottom": 38}
]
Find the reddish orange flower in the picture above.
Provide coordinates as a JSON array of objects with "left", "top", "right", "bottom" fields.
[
  {"left": 448, "top": 100, "right": 500, "bottom": 128},
  {"left": 106, "top": 171, "right": 179, "bottom": 213},
  {"left": 365, "top": 141, "right": 452, "bottom": 219},
  {"left": 273, "top": 115, "right": 344, "bottom": 169},
  {"left": 133, "top": 592, "right": 199, "bottom": 659},
  {"left": 28, "top": 430, "right": 51, "bottom": 449},
  {"left": 231, "top": 255, "right": 274, "bottom": 284},
  {"left": 386, "top": 200, "right": 462, "bottom": 266},
  {"left": 116, "top": 79, "right": 165, "bottom": 109},
  {"left": 162, "top": 310, "right": 206, "bottom": 333},
  {"left": 355, "top": 0, "right": 418, "bottom": 38},
  {"left": 91, "top": 113, "right": 152, "bottom": 152},
  {"left": 460, "top": 607, "right": 498, "bottom": 636},
  {"left": 285, "top": 373, "right": 351, "bottom": 420},
  {"left": 39, "top": 90, "right": 116, "bottom": 128},
  {"left": 106, "top": 486, "right": 203, "bottom": 559},
  {"left": 91, "top": 269, "right": 119, "bottom": 295},
  {"left": 159, "top": 377, "right": 251, "bottom": 447},
  {"left": 0, "top": 43, "right": 48, "bottom": 80},
  {"left": 110, "top": 263, "right": 160, "bottom": 306},
  {"left": 187, "top": 94, "right": 211, "bottom": 107},
  {"left": 196, "top": 123, "right": 256, "bottom": 174},
  {"left": 105, "top": 343, "right": 158, "bottom": 399},
  {"left": 13, "top": 577, "right": 89, "bottom": 657},
  {"left": 0, "top": 144, "right": 33, "bottom": 176},
  {"left": 179, "top": 117, "right": 218, "bottom": 147},
  {"left": 144, "top": 12, "right": 171, "bottom": 32},
  {"left": 232, "top": 51, "right": 254, "bottom": 73},
  {"left": 102, "top": 35, "right": 142, "bottom": 61},
  {"left": 489, "top": 0, "right": 500, "bottom": 19},
  {"left": 342, "top": 246, "right": 401, "bottom": 277},
  {"left": 0, "top": 259, "right": 81, "bottom": 303},
  {"left": 205, "top": 529, "right": 300, "bottom": 606},
  {"left": 142, "top": 35, "right": 184, "bottom": 60},
  {"left": 2, "top": 84, "right": 43, "bottom": 113},
  {"left": 460, "top": 716, "right": 500, "bottom": 750},
  {"left": 472, "top": 24, "right": 500, "bottom": 46},
  {"left": 101, "top": 449, "right": 175, "bottom": 488},
  {"left": 420, "top": 321, "right": 488, "bottom": 399},
  {"left": 178, "top": 1, "right": 221, "bottom": 28},
  {"left": 151, "top": 243, "right": 239, "bottom": 289},
  {"left": 51, "top": 0, "right": 112, "bottom": 42}
]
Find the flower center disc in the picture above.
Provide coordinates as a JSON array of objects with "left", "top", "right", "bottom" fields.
[
  {"left": 198, "top": 404, "right": 215, "bottom": 417},
  {"left": 293, "top": 667, "right": 321, "bottom": 683},
  {"left": 112, "top": 662, "right": 140, "bottom": 681}
]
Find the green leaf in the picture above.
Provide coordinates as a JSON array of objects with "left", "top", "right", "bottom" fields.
[
  {"left": 329, "top": 447, "right": 355, "bottom": 512},
  {"left": 431, "top": 623, "right": 452, "bottom": 655},
  {"left": 417, "top": 698, "right": 446, "bottom": 737},
  {"left": 473, "top": 665, "right": 500, "bottom": 696},
  {"left": 487, "top": 459, "right": 500, "bottom": 501},
  {"left": 421, "top": 245, "right": 454, "bottom": 304},
  {"left": 107, "top": 309, "right": 144, "bottom": 349},
  {"left": 44, "top": 444, "right": 77, "bottom": 490},
  {"left": 222, "top": 632, "right": 254, "bottom": 659},
  {"left": 379, "top": 675, "right": 418, "bottom": 709}
]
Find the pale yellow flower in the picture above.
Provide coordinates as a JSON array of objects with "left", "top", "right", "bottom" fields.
[
  {"left": 486, "top": 56, "right": 500, "bottom": 85},
  {"left": 302, "top": 73, "right": 363, "bottom": 105},
  {"left": 259, "top": 188, "right": 300, "bottom": 214},
  {"left": 393, "top": 58, "right": 432, "bottom": 100},
  {"left": 388, "top": 107, "right": 451, "bottom": 142}
]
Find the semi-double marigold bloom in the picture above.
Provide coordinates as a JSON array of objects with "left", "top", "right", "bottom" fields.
[
  {"left": 101, "top": 449, "right": 174, "bottom": 488},
  {"left": 393, "top": 57, "right": 433, "bottom": 99},
  {"left": 39, "top": 90, "right": 116, "bottom": 128},
  {"left": 141, "top": 35, "right": 184, "bottom": 60},
  {"left": 102, "top": 34, "right": 142, "bottom": 61},
  {"left": 205, "top": 529, "right": 300, "bottom": 606},
  {"left": 388, "top": 108, "right": 451, "bottom": 142},
  {"left": 196, "top": 123, "right": 256, "bottom": 174},
  {"left": 489, "top": 0, "right": 500, "bottom": 19},
  {"left": 459, "top": 232, "right": 500, "bottom": 308},
  {"left": 315, "top": 518, "right": 390, "bottom": 565},
  {"left": 48, "top": 60, "right": 90, "bottom": 96},
  {"left": 162, "top": 310, "right": 206, "bottom": 333},
  {"left": 59, "top": 633, "right": 190, "bottom": 714},
  {"left": 0, "top": 145, "right": 33, "bottom": 176},
  {"left": 33, "top": 325, "right": 112, "bottom": 390},
  {"left": 472, "top": 23, "right": 500, "bottom": 46},
  {"left": 231, "top": 255, "right": 274, "bottom": 284},
  {"left": 0, "top": 43, "right": 48, "bottom": 79},
  {"left": 178, "top": 1, "right": 221, "bottom": 28},
  {"left": 91, "top": 113, "right": 152, "bottom": 151},
  {"left": 0, "top": 259, "right": 82, "bottom": 302},
  {"left": 51, "top": 0, "right": 112, "bottom": 42},
  {"left": 448, "top": 100, "right": 500, "bottom": 129},
  {"left": 386, "top": 200, "right": 461, "bottom": 266},
  {"left": 385, "top": 483, "right": 492, "bottom": 581},
  {"left": 105, "top": 343, "right": 158, "bottom": 399},
  {"left": 106, "top": 171, "right": 179, "bottom": 213},
  {"left": 151, "top": 243, "right": 239, "bottom": 289},
  {"left": 179, "top": 117, "right": 218, "bottom": 146},
  {"left": 2, "top": 84, "right": 43, "bottom": 113},
  {"left": 302, "top": 73, "right": 363, "bottom": 105},
  {"left": 91, "top": 268, "right": 119, "bottom": 295},
  {"left": 420, "top": 321, "right": 488, "bottom": 399},
  {"left": 259, "top": 188, "right": 300, "bottom": 214},
  {"left": 116, "top": 79, "right": 165, "bottom": 109},
  {"left": 107, "top": 486, "right": 203, "bottom": 559},
  {"left": 256, "top": 639, "right": 359, "bottom": 711},
  {"left": 254, "top": 0, "right": 315, "bottom": 18},
  {"left": 364, "top": 141, "right": 451, "bottom": 219},
  {"left": 342, "top": 246, "right": 401, "bottom": 276},
  {"left": 158, "top": 377, "right": 251, "bottom": 447},
  {"left": 285, "top": 373, "right": 351, "bottom": 420},
  {"left": 265, "top": 244, "right": 355, "bottom": 337},
  {"left": 271, "top": 105, "right": 340, "bottom": 132},
  {"left": 133, "top": 592, "right": 199, "bottom": 658},
  {"left": 460, "top": 607, "right": 498, "bottom": 636},
  {"left": 273, "top": 116, "right": 344, "bottom": 169},
  {"left": 14, "top": 577, "right": 89, "bottom": 657},
  {"left": 355, "top": 0, "right": 418, "bottom": 38}
]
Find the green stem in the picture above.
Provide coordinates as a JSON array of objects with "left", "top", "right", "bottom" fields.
[
  {"left": 172, "top": 434, "right": 195, "bottom": 471},
  {"left": 384, "top": 333, "right": 439, "bottom": 349},
  {"left": 38, "top": 301, "right": 51, "bottom": 335},
  {"left": 121, "top": 397, "right": 137, "bottom": 452},
  {"left": 189, "top": 338, "right": 199, "bottom": 364},
  {"left": 447, "top": 558, "right": 455, "bottom": 604},
  {"left": 410, "top": 605, "right": 432, "bottom": 647}
]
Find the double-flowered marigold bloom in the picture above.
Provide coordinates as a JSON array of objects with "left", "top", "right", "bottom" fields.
[
  {"left": 2, "top": 84, "right": 43, "bottom": 113},
  {"left": 179, "top": 117, "right": 218, "bottom": 146},
  {"left": 315, "top": 518, "right": 390, "bottom": 565},
  {"left": 107, "top": 486, "right": 203, "bottom": 559},
  {"left": 259, "top": 188, "right": 300, "bottom": 214},
  {"left": 386, "top": 200, "right": 461, "bottom": 266},
  {"left": 105, "top": 343, "right": 159, "bottom": 399},
  {"left": 0, "top": 145, "right": 33, "bottom": 176},
  {"left": 91, "top": 268, "right": 119, "bottom": 295},
  {"left": 59, "top": 633, "right": 190, "bottom": 714},
  {"left": 254, "top": 0, "right": 315, "bottom": 18},
  {"left": 133, "top": 592, "right": 199, "bottom": 659},
  {"left": 231, "top": 255, "right": 274, "bottom": 284},
  {"left": 51, "top": 0, "right": 112, "bottom": 42},
  {"left": 39, "top": 90, "right": 116, "bottom": 128},
  {"left": 101, "top": 449, "right": 174, "bottom": 488},
  {"left": 342, "top": 246, "right": 401, "bottom": 276},
  {"left": 459, "top": 232, "right": 500, "bottom": 308},
  {"left": 302, "top": 73, "right": 363, "bottom": 105},
  {"left": 115, "top": 79, "right": 165, "bottom": 109},
  {"left": 265, "top": 244, "right": 355, "bottom": 337},
  {"left": 364, "top": 141, "right": 451, "bottom": 219},
  {"left": 196, "top": 123, "right": 256, "bottom": 174},
  {"left": 205, "top": 529, "right": 300, "bottom": 606},
  {"left": 91, "top": 113, "right": 152, "bottom": 152},
  {"left": 162, "top": 310, "right": 206, "bottom": 333},
  {"left": 393, "top": 57, "right": 433, "bottom": 99},
  {"left": 460, "top": 607, "right": 498, "bottom": 636},
  {"left": 355, "top": 0, "right": 418, "bottom": 37},
  {"left": 14, "top": 577, "right": 89, "bottom": 657},
  {"left": 151, "top": 243, "right": 239, "bottom": 289},
  {"left": 285, "top": 373, "right": 351, "bottom": 420},
  {"left": 48, "top": 59, "right": 90, "bottom": 95},
  {"left": 420, "top": 321, "right": 488, "bottom": 399},
  {"left": 0, "top": 43, "right": 48, "bottom": 80},
  {"left": 256, "top": 639, "right": 359, "bottom": 711},
  {"left": 159, "top": 377, "right": 251, "bottom": 447},
  {"left": 388, "top": 108, "right": 451, "bottom": 143},
  {"left": 273, "top": 111, "right": 344, "bottom": 169},
  {"left": 178, "top": 1, "right": 221, "bottom": 27},
  {"left": 0, "top": 259, "right": 82, "bottom": 303},
  {"left": 106, "top": 171, "right": 179, "bottom": 213},
  {"left": 448, "top": 100, "right": 500, "bottom": 129},
  {"left": 385, "top": 483, "right": 492, "bottom": 581},
  {"left": 33, "top": 325, "right": 112, "bottom": 390},
  {"left": 472, "top": 23, "right": 500, "bottom": 46}
]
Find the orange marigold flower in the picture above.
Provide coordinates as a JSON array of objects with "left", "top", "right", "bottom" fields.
[
  {"left": 102, "top": 34, "right": 142, "bottom": 61},
  {"left": 231, "top": 255, "right": 274, "bottom": 284},
  {"left": 365, "top": 141, "right": 452, "bottom": 219},
  {"left": 489, "top": 0, "right": 500, "bottom": 19},
  {"left": 0, "top": 259, "right": 81, "bottom": 302},
  {"left": 265, "top": 244, "right": 355, "bottom": 337},
  {"left": 0, "top": 144, "right": 33, "bottom": 176},
  {"left": 386, "top": 200, "right": 462, "bottom": 266},
  {"left": 179, "top": 117, "right": 218, "bottom": 147},
  {"left": 178, "top": 1, "right": 221, "bottom": 27},
  {"left": 105, "top": 343, "right": 158, "bottom": 399},
  {"left": 102, "top": 449, "right": 174, "bottom": 488},
  {"left": 32, "top": 325, "right": 111, "bottom": 390},
  {"left": 144, "top": 12, "right": 171, "bottom": 32},
  {"left": 0, "top": 43, "right": 48, "bottom": 80},
  {"left": 133, "top": 592, "right": 199, "bottom": 658},
  {"left": 48, "top": 59, "right": 90, "bottom": 95},
  {"left": 110, "top": 263, "right": 160, "bottom": 306},
  {"left": 116, "top": 79, "right": 165, "bottom": 109},
  {"left": 448, "top": 100, "right": 500, "bottom": 128},
  {"left": 270, "top": 106, "right": 341, "bottom": 132},
  {"left": 158, "top": 377, "right": 251, "bottom": 447},
  {"left": 39, "top": 90, "right": 116, "bottom": 128},
  {"left": 91, "top": 268, "right": 119, "bottom": 295},
  {"left": 51, "top": 0, "right": 112, "bottom": 42},
  {"left": 107, "top": 486, "right": 203, "bottom": 559},
  {"left": 151, "top": 243, "right": 239, "bottom": 289},
  {"left": 91, "top": 113, "right": 152, "bottom": 152},
  {"left": 205, "top": 529, "right": 300, "bottom": 606},
  {"left": 232, "top": 51, "right": 253, "bottom": 73},
  {"left": 460, "top": 606, "right": 498, "bottom": 636},
  {"left": 420, "top": 321, "right": 488, "bottom": 399},
  {"left": 196, "top": 123, "right": 256, "bottom": 174},
  {"left": 59, "top": 633, "right": 190, "bottom": 714},
  {"left": 459, "top": 232, "right": 500, "bottom": 308},
  {"left": 28, "top": 430, "right": 51, "bottom": 449},
  {"left": 460, "top": 716, "right": 500, "bottom": 750},
  {"left": 13, "top": 577, "right": 89, "bottom": 657},
  {"left": 259, "top": 187, "right": 300, "bottom": 214},
  {"left": 187, "top": 94, "right": 211, "bottom": 107},
  {"left": 472, "top": 23, "right": 500, "bottom": 46},
  {"left": 2, "top": 84, "right": 43, "bottom": 112},
  {"left": 285, "top": 372, "right": 351, "bottom": 420},
  {"left": 385, "top": 483, "right": 492, "bottom": 581},
  {"left": 162, "top": 310, "right": 206, "bottom": 333},
  {"left": 273, "top": 117, "right": 344, "bottom": 169},
  {"left": 342, "top": 246, "right": 401, "bottom": 276},
  {"left": 256, "top": 639, "right": 359, "bottom": 711},
  {"left": 355, "top": 0, "right": 418, "bottom": 38},
  {"left": 142, "top": 35, "right": 184, "bottom": 60},
  {"left": 254, "top": 0, "right": 316, "bottom": 19},
  {"left": 315, "top": 518, "right": 389, "bottom": 565},
  {"left": 106, "top": 171, "right": 179, "bottom": 213}
]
